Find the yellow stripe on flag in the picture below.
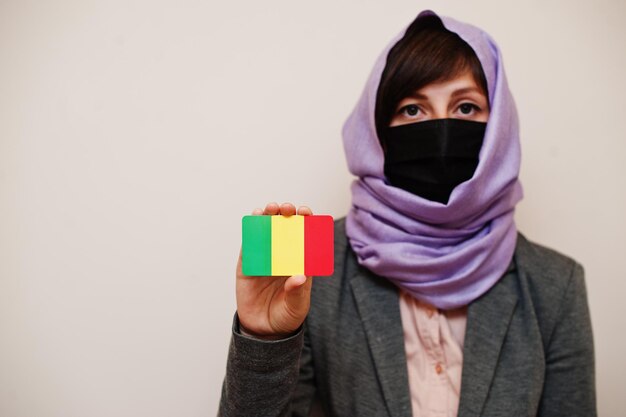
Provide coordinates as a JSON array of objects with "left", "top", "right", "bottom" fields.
[{"left": 271, "top": 215, "right": 304, "bottom": 275}]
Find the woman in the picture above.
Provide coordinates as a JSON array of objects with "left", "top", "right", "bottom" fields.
[{"left": 219, "top": 10, "right": 596, "bottom": 417}]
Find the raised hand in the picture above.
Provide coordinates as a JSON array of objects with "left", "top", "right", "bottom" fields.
[{"left": 235, "top": 202, "right": 314, "bottom": 340}]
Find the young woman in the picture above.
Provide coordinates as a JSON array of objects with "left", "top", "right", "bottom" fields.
[{"left": 219, "top": 10, "right": 596, "bottom": 417}]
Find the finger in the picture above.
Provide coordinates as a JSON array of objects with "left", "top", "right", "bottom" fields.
[
  {"left": 279, "top": 202, "right": 296, "bottom": 216},
  {"left": 284, "top": 275, "right": 313, "bottom": 312},
  {"left": 235, "top": 248, "right": 243, "bottom": 276},
  {"left": 263, "top": 202, "right": 279, "bottom": 215},
  {"left": 297, "top": 205, "right": 313, "bottom": 216},
  {"left": 251, "top": 208, "right": 263, "bottom": 215},
  {"left": 284, "top": 274, "right": 307, "bottom": 292}
]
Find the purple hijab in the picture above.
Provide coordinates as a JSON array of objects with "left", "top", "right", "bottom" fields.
[{"left": 343, "top": 10, "right": 524, "bottom": 310}]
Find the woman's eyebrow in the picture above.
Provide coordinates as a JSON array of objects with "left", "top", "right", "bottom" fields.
[
  {"left": 405, "top": 92, "right": 428, "bottom": 100},
  {"left": 450, "top": 87, "right": 483, "bottom": 98}
]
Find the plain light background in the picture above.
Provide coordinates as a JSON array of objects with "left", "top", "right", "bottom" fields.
[{"left": 1, "top": 0, "right": 624, "bottom": 416}]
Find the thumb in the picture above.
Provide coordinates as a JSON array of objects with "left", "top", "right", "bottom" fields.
[
  {"left": 284, "top": 274, "right": 308, "bottom": 293},
  {"left": 283, "top": 275, "right": 312, "bottom": 313}
]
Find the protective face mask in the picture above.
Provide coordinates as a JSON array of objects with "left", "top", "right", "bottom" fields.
[{"left": 383, "top": 118, "right": 487, "bottom": 204}]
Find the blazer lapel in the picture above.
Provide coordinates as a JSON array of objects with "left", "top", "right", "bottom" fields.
[
  {"left": 457, "top": 262, "right": 519, "bottom": 417},
  {"left": 349, "top": 263, "right": 412, "bottom": 417}
]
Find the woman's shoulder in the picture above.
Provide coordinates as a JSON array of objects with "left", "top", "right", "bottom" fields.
[
  {"left": 310, "top": 216, "right": 394, "bottom": 309},
  {"left": 515, "top": 232, "right": 582, "bottom": 275},
  {"left": 514, "top": 231, "right": 584, "bottom": 294},
  {"left": 333, "top": 216, "right": 348, "bottom": 250},
  {"left": 513, "top": 232, "right": 588, "bottom": 341},
  {"left": 312, "top": 216, "right": 351, "bottom": 295}
]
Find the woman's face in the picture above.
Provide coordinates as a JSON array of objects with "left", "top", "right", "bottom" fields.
[{"left": 388, "top": 68, "right": 490, "bottom": 127}]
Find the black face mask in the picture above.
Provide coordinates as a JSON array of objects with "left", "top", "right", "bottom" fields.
[{"left": 383, "top": 118, "right": 486, "bottom": 204}]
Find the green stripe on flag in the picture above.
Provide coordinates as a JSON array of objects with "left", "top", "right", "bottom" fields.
[{"left": 242, "top": 216, "right": 272, "bottom": 276}]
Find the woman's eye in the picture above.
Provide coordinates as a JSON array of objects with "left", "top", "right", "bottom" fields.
[
  {"left": 459, "top": 103, "right": 479, "bottom": 115},
  {"left": 401, "top": 104, "right": 420, "bottom": 116}
]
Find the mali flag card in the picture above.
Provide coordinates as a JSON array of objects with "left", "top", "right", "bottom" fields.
[{"left": 242, "top": 215, "right": 334, "bottom": 276}]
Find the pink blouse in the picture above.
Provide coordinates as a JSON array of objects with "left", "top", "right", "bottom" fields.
[{"left": 399, "top": 290, "right": 468, "bottom": 417}]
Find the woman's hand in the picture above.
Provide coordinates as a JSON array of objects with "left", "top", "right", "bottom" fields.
[{"left": 235, "top": 202, "right": 314, "bottom": 340}]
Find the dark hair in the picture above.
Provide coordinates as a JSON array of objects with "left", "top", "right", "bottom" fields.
[{"left": 375, "top": 15, "right": 489, "bottom": 143}]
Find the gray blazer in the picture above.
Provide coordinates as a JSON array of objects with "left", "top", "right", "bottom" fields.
[{"left": 219, "top": 218, "right": 596, "bottom": 417}]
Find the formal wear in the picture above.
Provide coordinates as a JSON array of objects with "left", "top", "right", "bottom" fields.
[{"left": 219, "top": 218, "right": 596, "bottom": 417}]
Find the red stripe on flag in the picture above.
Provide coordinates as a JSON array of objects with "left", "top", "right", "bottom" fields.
[{"left": 304, "top": 216, "right": 334, "bottom": 276}]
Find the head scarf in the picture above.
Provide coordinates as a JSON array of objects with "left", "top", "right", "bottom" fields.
[{"left": 343, "top": 10, "right": 523, "bottom": 310}]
